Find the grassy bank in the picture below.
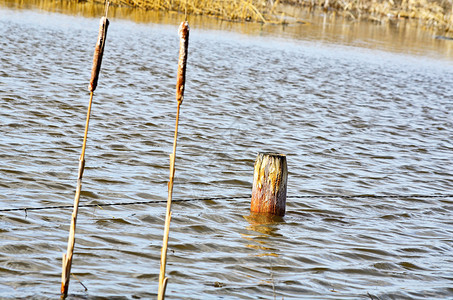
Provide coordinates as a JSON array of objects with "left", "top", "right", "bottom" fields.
[
  {"left": 107, "top": 0, "right": 277, "bottom": 23},
  {"left": 96, "top": 0, "right": 452, "bottom": 34},
  {"left": 286, "top": 0, "right": 453, "bottom": 33}
]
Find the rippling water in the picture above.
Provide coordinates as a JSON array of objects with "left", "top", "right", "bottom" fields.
[{"left": 1, "top": 1, "right": 453, "bottom": 299}]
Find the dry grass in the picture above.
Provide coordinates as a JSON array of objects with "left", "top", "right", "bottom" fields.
[
  {"left": 285, "top": 0, "right": 453, "bottom": 33},
  {"left": 107, "top": 0, "right": 281, "bottom": 23},
  {"left": 83, "top": 0, "right": 453, "bottom": 33}
]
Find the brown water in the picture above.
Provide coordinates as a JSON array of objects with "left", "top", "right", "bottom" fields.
[{"left": 1, "top": 0, "right": 453, "bottom": 299}]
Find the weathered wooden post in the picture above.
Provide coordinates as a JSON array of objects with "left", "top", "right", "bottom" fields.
[{"left": 251, "top": 153, "right": 288, "bottom": 216}]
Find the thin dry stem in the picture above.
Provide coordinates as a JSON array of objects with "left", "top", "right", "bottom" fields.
[
  {"left": 61, "top": 91, "right": 94, "bottom": 297},
  {"left": 157, "top": 102, "right": 181, "bottom": 300}
]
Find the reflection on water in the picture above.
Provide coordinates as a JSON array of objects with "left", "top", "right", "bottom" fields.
[
  {"left": 244, "top": 213, "right": 283, "bottom": 237},
  {"left": 1, "top": 0, "right": 453, "bottom": 299},
  {"left": 243, "top": 213, "right": 283, "bottom": 257},
  {"left": 1, "top": 0, "right": 452, "bottom": 60}
]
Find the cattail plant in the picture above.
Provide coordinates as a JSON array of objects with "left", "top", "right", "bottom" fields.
[
  {"left": 157, "top": 20, "right": 189, "bottom": 300},
  {"left": 61, "top": 7, "right": 109, "bottom": 298}
]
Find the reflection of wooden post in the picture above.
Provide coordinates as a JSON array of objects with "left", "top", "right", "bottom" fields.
[{"left": 251, "top": 153, "right": 288, "bottom": 216}]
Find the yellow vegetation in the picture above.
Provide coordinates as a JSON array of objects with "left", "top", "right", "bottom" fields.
[
  {"left": 84, "top": 0, "right": 452, "bottom": 33},
  {"left": 107, "top": 0, "right": 279, "bottom": 23},
  {"left": 286, "top": 0, "right": 453, "bottom": 33}
]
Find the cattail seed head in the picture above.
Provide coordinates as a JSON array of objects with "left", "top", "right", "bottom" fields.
[
  {"left": 176, "top": 21, "right": 189, "bottom": 104},
  {"left": 88, "top": 17, "right": 109, "bottom": 93}
]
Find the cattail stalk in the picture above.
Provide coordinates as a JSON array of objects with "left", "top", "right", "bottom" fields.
[
  {"left": 89, "top": 17, "right": 109, "bottom": 93},
  {"left": 61, "top": 15, "right": 109, "bottom": 298},
  {"left": 157, "top": 20, "right": 189, "bottom": 300}
]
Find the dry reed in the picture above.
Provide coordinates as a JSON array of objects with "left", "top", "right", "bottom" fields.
[
  {"left": 157, "top": 20, "right": 190, "bottom": 300},
  {"left": 61, "top": 7, "right": 110, "bottom": 298}
]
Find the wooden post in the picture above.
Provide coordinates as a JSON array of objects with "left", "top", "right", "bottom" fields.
[{"left": 251, "top": 153, "right": 288, "bottom": 216}]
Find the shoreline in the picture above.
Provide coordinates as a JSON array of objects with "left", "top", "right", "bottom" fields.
[
  {"left": 283, "top": 0, "right": 452, "bottom": 33},
  {"left": 93, "top": 0, "right": 452, "bottom": 35}
]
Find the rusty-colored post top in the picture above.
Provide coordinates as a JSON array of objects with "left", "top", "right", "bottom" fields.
[{"left": 251, "top": 152, "right": 288, "bottom": 216}]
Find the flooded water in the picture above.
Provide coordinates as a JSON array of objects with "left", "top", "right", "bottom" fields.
[{"left": 1, "top": 0, "right": 453, "bottom": 299}]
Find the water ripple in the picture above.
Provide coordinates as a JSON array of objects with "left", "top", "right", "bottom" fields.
[{"left": 1, "top": 4, "right": 453, "bottom": 300}]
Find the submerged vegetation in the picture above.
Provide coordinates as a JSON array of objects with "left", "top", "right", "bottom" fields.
[{"left": 96, "top": 0, "right": 452, "bottom": 34}]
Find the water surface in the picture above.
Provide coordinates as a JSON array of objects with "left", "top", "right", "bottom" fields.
[{"left": 0, "top": 1, "right": 453, "bottom": 299}]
